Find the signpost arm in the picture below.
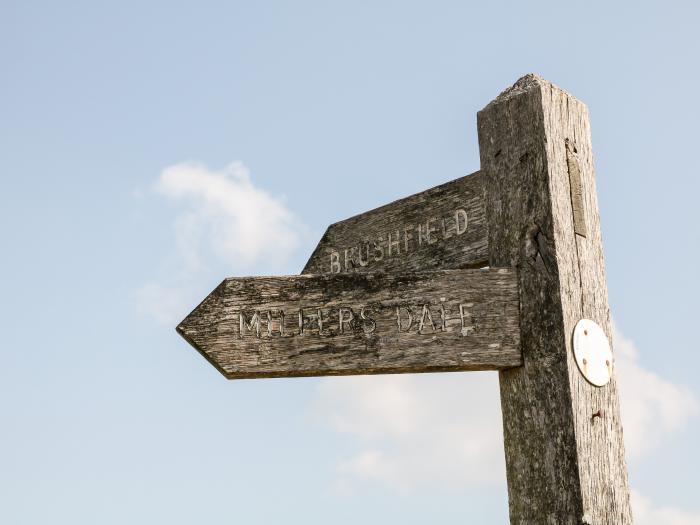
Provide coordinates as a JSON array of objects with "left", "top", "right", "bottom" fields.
[{"left": 477, "top": 75, "right": 632, "bottom": 523}]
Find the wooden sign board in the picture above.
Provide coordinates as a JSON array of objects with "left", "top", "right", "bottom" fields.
[
  {"left": 177, "top": 268, "right": 521, "bottom": 379},
  {"left": 302, "top": 170, "right": 487, "bottom": 276}
]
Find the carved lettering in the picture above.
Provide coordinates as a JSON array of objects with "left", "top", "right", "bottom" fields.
[
  {"left": 387, "top": 230, "right": 400, "bottom": 257},
  {"left": 330, "top": 251, "right": 341, "bottom": 273},
  {"left": 455, "top": 209, "right": 468, "bottom": 235},
  {"left": 396, "top": 306, "right": 414, "bottom": 332},
  {"left": 317, "top": 308, "right": 330, "bottom": 335},
  {"left": 358, "top": 243, "right": 370, "bottom": 267},
  {"left": 360, "top": 307, "right": 376, "bottom": 334},
  {"left": 267, "top": 310, "right": 284, "bottom": 336},
  {"left": 234, "top": 300, "right": 477, "bottom": 339},
  {"left": 425, "top": 218, "right": 438, "bottom": 244},
  {"left": 298, "top": 308, "right": 306, "bottom": 334},
  {"left": 324, "top": 207, "right": 472, "bottom": 274},
  {"left": 373, "top": 239, "right": 384, "bottom": 261},
  {"left": 339, "top": 308, "right": 354, "bottom": 333},
  {"left": 418, "top": 304, "right": 437, "bottom": 334},
  {"left": 459, "top": 303, "right": 475, "bottom": 336},
  {"left": 344, "top": 248, "right": 354, "bottom": 271},
  {"left": 442, "top": 217, "right": 454, "bottom": 239},
  {"left": 404, "top": 225, "right": 413, "bottom": 252},
  {"left": 240, "top": 311, "right": 262, "bottom": 338}
]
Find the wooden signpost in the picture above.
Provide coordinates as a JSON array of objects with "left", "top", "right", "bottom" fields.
[{"left": 177, "top": 75, "right": 633, "bottom": 524}]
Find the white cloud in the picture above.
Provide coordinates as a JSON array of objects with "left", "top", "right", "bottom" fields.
[
  {"left": 314, "top": 371, "right": 505, "bottom": 492},
  {"left": 314, "top": 323, "right": 699, "bottom": 519},
  {"left": 135, "top": 161, "right": 303, "bottom": 325},
  {"left": 155, "top": 161, "right": 301, "bottom": 270},
  {"left": 133, "top": 283, "right": 190, "bottom": 326},
  {"left": 614, "top": 323, "right": 699, "bottom": 459},
  {"left": 633, "top": 491, "right": 700, "bottom": 525}
]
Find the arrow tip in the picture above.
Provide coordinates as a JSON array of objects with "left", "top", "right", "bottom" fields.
[
  {"left": 174, "top": 279, "right": 228, "bottom": 352},
  {"left": 175, "top": 315, "right": 196, "bottom": 345}
]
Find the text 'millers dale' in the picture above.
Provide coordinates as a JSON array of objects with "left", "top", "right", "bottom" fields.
[{"left": 177, "top": 269, "right": 521, "bottom": 379}]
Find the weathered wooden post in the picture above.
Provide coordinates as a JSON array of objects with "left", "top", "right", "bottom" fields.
[
  {"left": 477, "top": 75, "right": 632, "bottom": 523},
  {"left": 176, "top": 75, "right": 633, "bottom": 524}
]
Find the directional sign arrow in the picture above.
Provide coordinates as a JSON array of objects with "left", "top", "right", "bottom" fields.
[
  {"left": 303, "top": 170, "right": 487, "bottom": 276},
  {"left": 177, "top": 269, "right": 521, "bottom": 379}
]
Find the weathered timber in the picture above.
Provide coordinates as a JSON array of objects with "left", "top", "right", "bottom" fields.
[
  {"left": 177, "top": 269, "right": 521, "bottom": 379},
  {"left": 478, "top": 75, "right": 632, "bottom": 523},
  {"left": 302, "top": 170, "right": 488, "bottom": 275}
]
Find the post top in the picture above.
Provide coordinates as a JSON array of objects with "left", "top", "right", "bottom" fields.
[{"left": 480, "top": 74, "right": 577, "bottom": 111}]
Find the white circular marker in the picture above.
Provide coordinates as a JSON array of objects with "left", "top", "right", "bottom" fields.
[{"left": 573, "top": 319, "right": 613, "bottom": 387}]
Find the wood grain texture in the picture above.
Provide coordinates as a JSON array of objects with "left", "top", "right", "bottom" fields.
[
  {"left": 177, "top": 269, "right": 521, "bottom": 379},
  {"left": 302, "top": 171, "right": 488, "bottom": 275},
  {"left": 478, "top": 75, "right": 632, "bottom": 524}
]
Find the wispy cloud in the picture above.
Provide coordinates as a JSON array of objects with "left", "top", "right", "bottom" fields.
[
  {"left": 156, "top": 161, "right": 301, "bottom": 271},
  {"left": 134, "top": 161, "right": 303, "bottom": 325},
  {"left": 614, "top": 323, "right": 699, "bottom": 459},
  {"left": 633, "top": 491, "right": 700, "bottom": 525},
  {"left": 314, "top": 324, "right": 699, "bottom": 517},
  {"left": 133, "top": 283, "right": 191, "bottom": 326},
  {"left": 315, "top": 371, "right": 504, "bottom": 492}
]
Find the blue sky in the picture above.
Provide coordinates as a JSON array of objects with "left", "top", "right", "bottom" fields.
[{"left": 2, "top": 1, "right": 699, "bottom": 523}]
